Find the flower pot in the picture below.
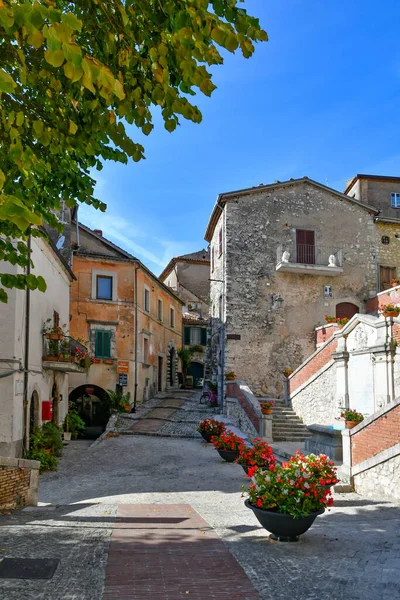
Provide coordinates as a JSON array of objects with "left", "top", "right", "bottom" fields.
[
  {"left": 46, "top": 333, "right": 64, "bottom": 340},
  {"left": 345, "top": 420, "right": 360, "bottom": 429},
  {"left": 42, "top": 355, "right": 58, "bottom": 361},
  {"left": 63, "top": 432, "right": 72, "bottom": 442},
  {"left": 216, "top": 449, "right": 241, "bottom": 462},
  {"left": 382, "top": 311, "right": 399, "bottom": 318},
  {"left": 200, "top": 431, "right": 213, "bottom": 443},
  {"left": 123, "top": 405, "right": 131, "bottom": 413},
  {"left": 244, "top": 499, "right": 324, "bottom": 542},
  {"left": 241, "top": 464, "right": 251, "bottom": 474},
  {"left": 261, "top": 408, "right": 272, "bottom": 415}
]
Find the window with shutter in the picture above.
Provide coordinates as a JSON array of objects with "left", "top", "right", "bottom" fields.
[
  {"left": 380, "top": 266, "right": 397, "bottom": 291},
  {"left": 184, "top": 327, "right": 191, "bottom": 345},
  {"left": 95, "top": 330, "right": 111, "bottom": 358},
  {"left": 200, "top": 328, "right": 207, "bottom": 346},
  {"left": 296, "top": 229, "right": 315, "bottom": 264}
]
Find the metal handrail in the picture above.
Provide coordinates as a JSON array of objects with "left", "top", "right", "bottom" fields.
[
  {"left": 42, "top": 335, "right": 89, "bottom": 361},
  {"left": 277, "top": 243, "right": 343, "bottom": 267}
]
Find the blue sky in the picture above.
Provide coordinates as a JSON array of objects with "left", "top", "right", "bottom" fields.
[{"left": 80, "top": 0, "right": 400, "bottom": 275}]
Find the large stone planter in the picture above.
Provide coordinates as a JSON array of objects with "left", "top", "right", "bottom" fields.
[
  {"left": 216, "top": 449, "right": 240, "bottom": 463},
  {"left": 245, "top": 499, "right": 324, "bottom": 542}
]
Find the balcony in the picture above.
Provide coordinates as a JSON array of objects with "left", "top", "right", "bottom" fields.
[
  {"left": 42, "top": 335, "right": 89, "bottom": 373},
  {"left": 276, "top": 243, "right": 343, "bottom": 276}
]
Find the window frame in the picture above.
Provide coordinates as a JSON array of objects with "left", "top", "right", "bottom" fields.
[
  {"left": 96, "top": 275, "right": 113, "bottom": 300},
  {"left": 170, "top": 306, "right": 175, "bottom": 329},
  {"left": 157, "top": 298, "right": 163, "bottom": 322},
  {"left": 190, "top": 327, "right": 202, "bottom": 345},
  {"left": 391, "top": 193, "right": 400, "bottom": 208},
  {"left": 218, "top": 228, "right": 223, "bottom": 257},
  {"left": 144, "top": 285, "right": 150, "bottom": 313},
  {"left": 143, "top": 337, "right": 150, "bottom": 364}
]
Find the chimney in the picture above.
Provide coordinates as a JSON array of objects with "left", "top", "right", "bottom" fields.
[{"left": 94, "top": 229, "right": 102, "bottom": 237}]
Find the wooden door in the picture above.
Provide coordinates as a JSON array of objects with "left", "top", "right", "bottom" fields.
[
  {"left": 336, "top": 303, "right": 359, "bottom": 319},
  {"left": 380, "top": 266, "right": 396, "bottom": 291},
  {"left": 296, "top": 229, "right": 315, "bottom": 264}
]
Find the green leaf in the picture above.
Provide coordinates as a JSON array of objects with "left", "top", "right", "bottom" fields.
[
  {"left": 69, "top": 120, "right": 78, "bottom": 135},
  {"left": 26, "top": 274, "right": 39, "bottom": 290},
  {"left": 33, "top": 120, "right": 44, "bottom": 136},
  {"left": 0, "top": 171, "right": 5, "bottom": 191},
  {"left": 0, "top": 288, "right": 8, "bottom": 303},
  {"left": 44, "top": 49, "right": 65, "bottom": 68},
  {"left": 0, "top": 69, "right": 17, "bottom": 93},
  {"left": 63, "top": 61, "right": 83, "bottom": 83},
  {"left": 61, "top": 12, "right": 83, "bottom": 32},
  {"left": 27, "top": 29, "right": 45, "bottom": 49},
  {"left": 114, "top": 80, "right": 126, "bottom": 100},
  {"left": 37, "top": 276, "right": 47, "bottom": 293},
  {"left": 62, "top": 42, "right": 82, "bottom": 67}
]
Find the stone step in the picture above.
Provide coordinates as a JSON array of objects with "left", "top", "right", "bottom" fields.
[
  {"left": 273, "top": 427, "right": 309, "bottom": 434},
  {"left": 273, "top": 436, "right": 311, "bottom": 442},
  {"left": 272, "top": 416, "right": 304, "bottom": 423}
]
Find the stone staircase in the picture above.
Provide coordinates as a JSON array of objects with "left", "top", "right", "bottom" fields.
[{"left": 266, "top": 398, "right": 312, "bottom": 442}]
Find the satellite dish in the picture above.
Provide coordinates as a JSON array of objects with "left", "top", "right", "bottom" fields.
[{"left": 56, "top": 235, "right": 65, "bottom": 250}]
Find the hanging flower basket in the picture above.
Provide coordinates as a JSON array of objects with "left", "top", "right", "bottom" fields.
[{"left": 381, "top": 304, "right": 400, "bottom": 318}]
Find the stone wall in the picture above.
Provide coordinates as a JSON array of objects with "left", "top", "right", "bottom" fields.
[
  {"left": 208, "top": 179, "right": 377, "bottom": 398},
  {"left": 225, "top": 381, "right": 262, "bottom": 434},
  {"left": 290, "top": 361, "right": 337, "bottom": 426},
  {"left": 353, "top": 453, "right": 400, "bottom": 501},
  {"left": 225, "top": 398, "right": 259, "bottom": 440},
  {"left": 289, "top": 336, "right": 338, "bottom": 394},
  {"left": 0, "top": 456, "right": 40, "bottom": 510}
]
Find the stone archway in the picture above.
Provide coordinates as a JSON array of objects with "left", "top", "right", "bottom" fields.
[
  {"left": 29, "top": 390, "right": 40, "bottom": 434},
  {"left": 69, "top": 384, "right": 110, "bottom": 438},
  {"left": 167, "top": 342, "right": 178, "bottom": 389}
]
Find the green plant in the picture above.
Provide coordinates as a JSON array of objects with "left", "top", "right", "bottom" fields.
[
  {"left": 64, "top": 410, "right": 86, "bottom": 439},
  {"left": 177, "top": 347, "right": 192, "bottom": 381},
  {"left": 324, "top": 315, "right": 337, "bottom": 323},
  {"left": 244, "top": 459, "right": 335, "bottom": 519},
  {"left": 260, "top": 400, "right": 274, "bottom": 410},
  {"left": 107, "top": 389, "right": 131, "bottom": 413},
  {"left": 198, "top": 418, "right": 226, "bottom": 436},
  {"left": 28, "top": 450, "right": 57, "bottom": 473},
  {"left": 336, "top": 317, "right": 349, "bottom": 326},
  {"left": 211, "top": 431, "right": 245, "bottom": 452},
  {"left": 381, "top": 304, "right": 400, "bottom": 314},
  {"left": 189, "top": 344, "right": 204, "bottom": 354},
  {"left": 41, "top": 422, "right": 63, "bottom": 455},
  {"left": 282, "top": 368, "right": 294, "bottom": 377},
  {"left": 340, "top": 409, "right": 364, "bottom": 422},
  {"left": 225, "top": 371, "right": 236, "bottom": 379}
]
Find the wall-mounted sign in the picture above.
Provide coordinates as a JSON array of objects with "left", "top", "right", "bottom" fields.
[
  {"left": 119, "top": 373, "right": 128, "bottom": 387},
  {"left": 227, "top": 334, "right": 241, "bottom": 340},
  {"left": 117, "top": 360, "right": 129, "bottom": 373}
]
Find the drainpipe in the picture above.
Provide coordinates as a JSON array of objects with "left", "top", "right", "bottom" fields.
[
  {"left": 132, "top": 263, "right": 139, "bottom": 412},
  {"left": 23, "top": 232, "right": 32, "bottom": 454}
]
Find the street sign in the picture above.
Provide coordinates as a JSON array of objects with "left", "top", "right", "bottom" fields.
[
  {"left": 119, "top": 373, "right": 128, "bottom": 387},
  {"left": 117, "top": 360, "right": 129, "bottom": 373}
]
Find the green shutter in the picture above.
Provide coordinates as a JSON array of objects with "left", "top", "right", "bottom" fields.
[
  {"left": 184, "top": 327, "right": 191, "bottom": 345},
  {"left": 103, "top": 331, "right": 111, "bottom": 358},
  {"left": 95, "top": 330, "right": 111, "bottom": 358},
  {"left": 200, "top": 327, "right": 207, "bottom": 346}
]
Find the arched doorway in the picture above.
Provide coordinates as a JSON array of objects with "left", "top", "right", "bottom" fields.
[
  {"left": 187, "top": 362, "right": 204, "bottom": 387},
  {"left": 336, "top": 302, "right": 359, "bottom": 320},
  {"left": 51, "top": 382, "right": 59, "bottom": 425},
  {"left": 29, "top": 391, "right": 39, "bottom": 434},
  {"left": 168, "top": 347, "right": 176, "bottom": 387},
  {"left": 69, "top": 385, "right": 110, "bottom": 439}
]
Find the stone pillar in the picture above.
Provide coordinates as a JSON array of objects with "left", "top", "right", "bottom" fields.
[
  {"left": 332, "top": 350, "right": 349, "bottom": 412},
  {"left": 261, "top": 414, "right": 272, "bottom": 443},
  {"left": 341, "top": 429, "right": 352, "bottom": 484}
]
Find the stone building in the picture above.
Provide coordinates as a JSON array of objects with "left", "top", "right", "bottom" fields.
[
  {"left": 0, "top": 235, "right": 79, "bottom": 457},
  {"left": 160, "top": 249, "right": 210, "bottom": 383},
  {"left": 345, "top": 174, "right": 400, "bottom": 290},
  {"left": 68, "top": 223, "right": 183, "bottom": 425},
  {"left": 204, "top": 176, "right": 379, "bottom": 398}
]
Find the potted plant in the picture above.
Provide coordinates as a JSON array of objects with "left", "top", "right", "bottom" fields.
[
  {"left": 64, "top": 410, "right": 86, "bottom": 440},
  {"left": 243, "top": 457, "right": 335, "bottom": 542},
  {"left": 282, "top": 368, "right": 293, "bottom": 378},
  {"left": 324, "top": 315, "right": 337, "bottom": 324},
  {"left": 380, "top": 304, "right": 400, "bottom": 318},
  {"left": 285, "top": 451, "right": 339, "bottom": 490},
  {"left": 236, "top": 438, "right": 276, "bottom": 474},
  {"left": 259, "top": 400, "right": 274, "bottom": 415},
  {"left": 340, "top": 408, "right": 364, "bottom": 429},
  {"left": 198, "top": 418, "right": 226, "bottom": 443},
  {"left": 42, "top": 319, "right": 68, "bottom": 340},
  {"left": 211, "top": 431, "right": 245, "bottom": 462},
  {"left": 336, "top": 317, "right": 349, "bottom": 328},
  {"left": 225, "top": 371, "right": 236, "bottom": 381},
  {"left": 391, "top": 278, "right": 400, "bottom": 287}
]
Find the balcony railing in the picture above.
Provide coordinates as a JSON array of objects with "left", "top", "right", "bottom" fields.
[
  {"left": 42, "top": 335, "right": 89, "bottom": 371},
  {"left": 276, "top": 243, "right": 343, "bottom": 276}
]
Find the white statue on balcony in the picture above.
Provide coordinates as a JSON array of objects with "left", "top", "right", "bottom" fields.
[
  {"left": 282, "top": 250, "right": 290, "bottom": 263},
  {"left": 328, "top": 254, "right": 337, "bottom": 267}
]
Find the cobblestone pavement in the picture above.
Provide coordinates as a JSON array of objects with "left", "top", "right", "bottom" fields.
[{"left": 0, "top": 427, "right": 399, "bottom": 599}]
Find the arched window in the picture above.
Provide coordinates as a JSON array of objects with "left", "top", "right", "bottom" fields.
[{"left": 336, "top": 303, "right": 359, "bottom": 319}]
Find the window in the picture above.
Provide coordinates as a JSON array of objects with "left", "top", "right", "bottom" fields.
[
  {"left": 190, "top": 328, "right": 202, "bottom": 345},
  {"left": 170, "top": 307, "right": 175, "bottom": 329},
  {"left": 144, "top": 287, "right": 150, "bottom": 313},
  {"left": 53, "top": 310, "right": 60, "bottom": 328},
  {"left": 218, "top": 229, "right": 223, "bottom": 256},
  {"left": 158, "top": 299, "right": 163, "bottom": 321},
  {"left": 219, "top": 295, "right": 223, "bottom": 319},
  {"left": 143, "top": 338, "right": 149, "bottom": 364},
  {"left": 96, "top": 275, "right": 113, "bottom": 300},
  {"left": 391, "top": 193, "right": 400, "bottom": 208},
  {"left": 380, "top": 266, "right": 397, "bottom": 291},
  {"left": 211, "top": 246, "right": 214, "bottom": 271},
  {"left": 94, "top": 330, "right": 111, "bottom": 358}
]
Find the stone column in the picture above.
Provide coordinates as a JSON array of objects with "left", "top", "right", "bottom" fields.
[
  {"left": 261, "top": 414, "right": 272, "bottom": 443},
  {"left": 332, "top": 350, "right": 349, "bottom": 412},
  {"left": 341, "top": 429, "right": 352, "bottom": 483}
]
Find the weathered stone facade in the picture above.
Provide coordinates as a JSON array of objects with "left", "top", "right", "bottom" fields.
[
  {"left": 353, "top": 454, "right": 400, "bottom": 501},
  {"left": 291, "top": 360, "right": 337, "bottom": 426},
  {"left": 205, "top": 177, "right": 378, "bottom": 398}
]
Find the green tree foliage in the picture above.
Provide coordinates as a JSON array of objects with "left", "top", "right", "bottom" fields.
[{"left": 0, "top": 1, "right": 267, "bottom": 300}]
